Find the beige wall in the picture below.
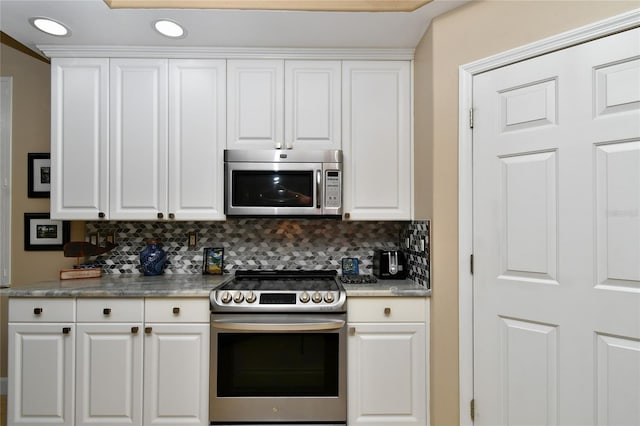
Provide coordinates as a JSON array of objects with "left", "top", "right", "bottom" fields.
[
  {"left": 414, "top": 1, "right": 638, "bottom": 425},
  {"left": 0, "top": 44, "right": 83, "bottom": 378}
]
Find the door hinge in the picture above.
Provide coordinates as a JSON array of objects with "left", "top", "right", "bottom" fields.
[
  {"left": 470, "top": 399, "right": 475, "bottom": 421},
  {"left": 469, "top": 108, "right": 474, "bottom": 129},
  {"left": 470, "top": 254, "right": 474, "bottom": 275}
]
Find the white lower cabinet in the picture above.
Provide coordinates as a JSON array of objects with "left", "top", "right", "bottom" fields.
[
  {"left": 7, "top": 297, "right": 210, "bottom": 426},
  {"left": 8, "top": 298, "right": 76, "bottom": 426},
  {"left": 143, "top": 298, "right": 210, "bottom": 426},
  {"left": 76, "top": 298, "right": 144, "bottom": 426},
  {"left": 347, "top": 297, "right": 429, "bottom": 426}
]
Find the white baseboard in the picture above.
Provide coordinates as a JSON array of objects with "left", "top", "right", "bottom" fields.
[{"left": 1, "top": 377, "right": 7, "bottom": 395}]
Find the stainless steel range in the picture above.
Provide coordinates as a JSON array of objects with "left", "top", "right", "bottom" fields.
[{"left": 209, "top": 270, "right": 347, "bottom": 426}]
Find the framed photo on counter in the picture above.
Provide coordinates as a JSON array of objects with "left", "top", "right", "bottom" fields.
[
  {"left": 203, "top": 247, "right": 224, "bottom": 275},
  {"left": 28, "top": 153, "right": 51, "bottom": 198},
  {"left": 24, "top": 213, "right": 70, "bottom": 251}
]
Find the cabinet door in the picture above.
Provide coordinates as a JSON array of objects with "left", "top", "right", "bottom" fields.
[
  {"left": 75, "top": 323, "right": 143, "bottom": 426},
  {"left": 348, "top": 322, "right": 426, "bottom": 426},
  {"left": 227, "top": 59, "right": 284, "bottom": 149},
  {"left": 284, "top": 60, "right": 341, "bottom": 150},
  {"left": 342, "top": 61, "right": 412, "bottom": 220},
  {"left": 8, "top": 323, "right": 75, "bottom": 426},
  {"left": 110, "top": 59, "right": 168, "bottom": 220},
  {"left": 168, "top": 59, "right": 226, "bottom": 220},
  {"left": 51, "top": 58, "right": 109, "bottom": 220},
  {"left": 143, "top": 323, "right": 209, "bottom": 426}
]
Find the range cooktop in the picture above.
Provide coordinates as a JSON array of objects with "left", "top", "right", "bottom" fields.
[{"left": 210, "top": 269, "right": 346, "bottom": 313}]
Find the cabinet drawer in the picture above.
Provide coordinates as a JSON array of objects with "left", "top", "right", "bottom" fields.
[
  {"left": 9, "top": 298, "right": 75, "bottom": 322},
  {"left": 145, "top": 298, "right": 210, "bottom": 323},
  {"left": 347, "top": 297, "right": 426, "bottom": 322},
  {"left": 77, "top": 298, "right": 143, "bottom": 322}
]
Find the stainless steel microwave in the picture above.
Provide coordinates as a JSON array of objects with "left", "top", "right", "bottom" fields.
[{"left": 224, "top": 149, "right": 343, "bottom": 218}]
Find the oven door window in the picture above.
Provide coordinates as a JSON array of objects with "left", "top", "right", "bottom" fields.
[
  {"left": 232, "top": 171, "right": 314, "bottom": 207},
  {"left": 217, "top": 332, "right": 339, "bottom": 397}
]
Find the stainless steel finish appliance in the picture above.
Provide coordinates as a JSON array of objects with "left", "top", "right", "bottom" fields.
[
  {"left": 224, "top": 149, "right": 343, "bottom": 217},
  {"left": 210, "top": 270, "right": 347, "bottom": 426}
]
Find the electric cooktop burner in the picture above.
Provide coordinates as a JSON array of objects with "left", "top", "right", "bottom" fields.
[{"left": 210, "top": 269, "right": 346, "bottom": 313}]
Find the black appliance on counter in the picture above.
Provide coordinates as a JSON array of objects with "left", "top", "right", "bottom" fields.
[{"left": 373, "top": 249, "right": 407, "bottom": 279}]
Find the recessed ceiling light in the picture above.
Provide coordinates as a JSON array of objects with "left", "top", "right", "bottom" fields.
[
  {"left": 153, "top": 20, "right": 186, "bottom": 38},
  {"left": 29, "top": 17, "right": 71, "bottom": 37}
]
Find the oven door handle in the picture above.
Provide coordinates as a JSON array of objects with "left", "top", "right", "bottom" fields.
[{"left": 212, "top": 319, "right": 345, "bottom": 332}]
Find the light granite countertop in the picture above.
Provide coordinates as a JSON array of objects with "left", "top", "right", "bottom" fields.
[
  {"left": 342, "top": 280, "right": 431, "bottom": 297},
  {"left": 0, "top": 274, "right": 233, "bottom": 298},
  {"left": 1, "top": 274, "right": 430, "bottom": 298}
]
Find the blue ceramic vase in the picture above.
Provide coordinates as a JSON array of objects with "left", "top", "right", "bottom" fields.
[{"left": 140, "top": 239, "right": 167, "bottom": 276}]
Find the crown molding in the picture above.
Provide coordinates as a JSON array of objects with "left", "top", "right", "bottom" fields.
[
  {"left": 1, "top": 32, "right": 50, "bottom": 64},
  {"left": 103, "top": 0, "right": 432, "bottom": 12},
  {"left": 36, "top": 45, "right": 415, "bottom": 60}
]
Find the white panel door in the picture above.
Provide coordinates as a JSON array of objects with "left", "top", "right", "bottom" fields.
[
  {"left": 284, "top": 60, "right": 341, "bottom": 150},
  {"left": 51, "top": 58, "right": 109, "bottom": 220},
  {"left": 110, "top": 59, "right": 168, "bottom": 220},
  {"left": 168, "top": 59, "right": 226, "bottom": 220},
  {"left": 342, "top": 61, "right": 412, "bottom": 220},
  {"left": 473, "top": 28, "right": 640, "bottom": 425},
  {"left": 76, "top": 323, "right": 143, "bottom": 426},
  {"left": 143, "top": 324, "right": 209, "bottom": 426},
  {"left": 227, "top": 59, "right": 284, "bottom": 149},
  {"left": 8, "top": 323, "right": 75, "bottom": 426},
  {"left": 347, "top": 322, "right": 426, "bottom": 426}
]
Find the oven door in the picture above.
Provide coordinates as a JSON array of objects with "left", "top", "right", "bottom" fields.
[
  {"left": 210, "top": 313, "right": 347, "bottom": 424},
  {"left": 225, "top": 162, "right": 324, "bottom": 217}
]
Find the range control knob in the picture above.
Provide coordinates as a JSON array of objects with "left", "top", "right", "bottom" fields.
[
  {"left": 299, "top": 292, "right": 310, "bottom": 303},
  {"left": 312, "top": 292, "right": 323, "bottom": 303},
  {"left": 220, "top": 291, "right": 232, "bottom": 304},
  {"left": 246, "top": 291, "right": 257, "bottom": 303},
  {"left": 324, "top": 292, "right": 335, "bottom": 303},
  {"left": 233, "top": 292, "right": 244, "bottom": 303}
]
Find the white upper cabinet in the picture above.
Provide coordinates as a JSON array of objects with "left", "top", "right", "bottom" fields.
[
  {"left": 168, "top": 59, "right": 226, "bottom": 220},
  {"left": 110, "top": 58, "right": 226, "bottom": 220},
  {"left": 284, "top": 60, "right": 341, "bottom": 150},
  {"left": 227, "top": 59, "right": 341, "bottom": 150},
  {"left": 342, "top": 61, "right": 412, "bottom": 220},
  {"left": 227, "top": 59, "right": 284, "bottom": 150},
  {"left": 110, "top": 59, "right": 169, "bottom": 220},
  {"left": 51, "top": 58, "right": 109, "bottom": 220}
]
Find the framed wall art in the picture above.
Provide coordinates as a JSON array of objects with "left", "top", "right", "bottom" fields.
[
  {"left": 24, "top": 213, "right": 70, "bottom": 251},
  {"left": 28, "top": 153, "right": 51, "bottom": 198},
  {"left": 203, "top": 247, "right": 224, "bottom": 275}
]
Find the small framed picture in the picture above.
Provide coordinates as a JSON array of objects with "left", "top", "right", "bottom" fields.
[
  {"left": 24, "top": 213, "right": 70, "bottom": 251},
  {"left": 203, "top": 247, "right": 224, "bottom": 275},
  {"left": 28, "top": 153, "right": 51, "bottom": 198},
  {"left": 342, "top": 257, "right": 359, "bottom": 275}
]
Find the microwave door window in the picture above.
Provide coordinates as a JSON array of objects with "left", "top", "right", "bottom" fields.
[{"left": 232, "top": 171, "right": 314, "bottom": 207}]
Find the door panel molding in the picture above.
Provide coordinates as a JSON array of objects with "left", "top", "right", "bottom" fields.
[{"left": 458, "top": 9, "right": 640, "bottom": 425}]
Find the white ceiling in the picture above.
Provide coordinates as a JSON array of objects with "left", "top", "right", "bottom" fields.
[{"left": 0, "top": 0, "right": 468, "bottom": 57}]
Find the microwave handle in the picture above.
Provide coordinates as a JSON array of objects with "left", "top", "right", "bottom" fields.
[{"left": 316, "top": 169, "right": 322, "bottom": 209}]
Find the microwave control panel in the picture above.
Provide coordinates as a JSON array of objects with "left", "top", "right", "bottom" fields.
[{"left": 325, "top": 170, "right": 341, "bottom": 208}]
